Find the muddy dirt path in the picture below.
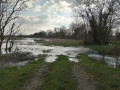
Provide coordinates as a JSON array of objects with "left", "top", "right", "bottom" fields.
[
  {"left": 19, "top": 61, "right": 96, "bottom": 90},
  {"left": 72, "top": 63, "right": 96, "bottom": 90},
  {"left": 19, "top": 63, "right": 49, "bottom": 90}
]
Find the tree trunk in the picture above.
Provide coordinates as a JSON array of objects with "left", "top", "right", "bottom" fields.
[
  {"left": 84, "top": 29, "right": 87, "bottom": 44},
  {"left": 5, "top": 40, "right": 8, "bottom": 54},
  {"left": 0, "top": 43, "right": 2, "bottom": 54}
]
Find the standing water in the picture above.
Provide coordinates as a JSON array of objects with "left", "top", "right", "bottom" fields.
[
  {"left": 87, "top": 50, "right": 120, "bottom": 68},
  {"left": 1, "top": 38, "right": 89, "bottom": 67}
]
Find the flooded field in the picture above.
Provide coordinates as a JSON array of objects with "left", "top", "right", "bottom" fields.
[
  {"left": 1, "top": 38, "right": 119, "bottom": 68},
  {"left": 1, "top": 38, "right": 89, "bottom": 67}
]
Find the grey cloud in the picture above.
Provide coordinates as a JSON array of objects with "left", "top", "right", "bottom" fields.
[
  {"left": 21, "top": 13, "right": 49, "bottom": 26},
  {"left": 51, "top": 0, "right": 74, "bottom": 3},
  {"left": 21, "top": 0, "right": 73, "bottom": 34}
]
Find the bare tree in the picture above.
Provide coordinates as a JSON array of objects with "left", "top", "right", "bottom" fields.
[
  {"left": 113, "top": 0, "right": 120, "bottom": 20},
  {"left": 0, "top": 0, "right": 30, "bottom": 54},
  {"left": 70, "top": 19, "right": 85, "bottom": 40},
  {"left": 5, "top": 20, "right": 21, "bottom": 54}
]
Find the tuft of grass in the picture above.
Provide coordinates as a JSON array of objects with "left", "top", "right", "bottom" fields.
[
  {"left": 78, "top": 55, "right": 120, "bottom": 90},
  {"left": 41, "top": 55, "right": 76, "bottom": 90},
  {"left": 0, "top": 58, "right": 44, "bottom": 90}
]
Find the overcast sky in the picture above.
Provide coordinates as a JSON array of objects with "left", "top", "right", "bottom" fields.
[{"left": 21, "top": 0, "right": 74, "bottom": 35}]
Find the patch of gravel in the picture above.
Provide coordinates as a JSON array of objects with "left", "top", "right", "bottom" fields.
[
  {"left": 72, "top": 63, "right": 96, "bottom": 90},
  {"left": 19, "top": 63, "right": 49, "bottom": 90}
]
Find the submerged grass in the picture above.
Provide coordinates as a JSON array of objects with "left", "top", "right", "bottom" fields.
[
  {"left": 78, "top": 55, "right": 120, "bottom": 90},
  {"left": 41, "top": 55, "right": 76, "bottom": 90},
  {"left": 0, "top": 58, "right": 44, "bottom": 90}
]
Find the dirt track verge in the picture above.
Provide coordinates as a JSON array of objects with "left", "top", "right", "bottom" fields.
[{"left": 72, "top": 63, "right": 96, "bottom": 90}]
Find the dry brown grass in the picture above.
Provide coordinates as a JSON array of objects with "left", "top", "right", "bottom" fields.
[{"left": 46, "top": 38, "right": 82, "bottom": 46}]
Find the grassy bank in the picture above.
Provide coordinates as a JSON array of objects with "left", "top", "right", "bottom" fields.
[
  {"left": 82, "top": 41, "right": 120, "bottom": 55},
  {"left": 78, "top": 55, "right": 120, "bottom": 90},
  {"left": 84, "top": 44, "right": 110, "bottom": 50},
  {"left": 0, "top": 58, "right": 45, "bottom": 90},
  {"left": 83, "top": 44, "right": 113, "bottom": 55},
  {"left": 41, "top": 55, "right": 76, "bottom": 90}
]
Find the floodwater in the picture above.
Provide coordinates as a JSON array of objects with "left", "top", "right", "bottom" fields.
[
  {"left": 0, "top": 61, "right": 28, "bottom": 69},
  {"left": 1, "top": 38, "right": 89, "bottom": 67},
  {"left": 1, "top": 38, "right": 119, "bottom": 68},
  {"left": 88, "top": 52, "right": 120, "bottom": 68}
]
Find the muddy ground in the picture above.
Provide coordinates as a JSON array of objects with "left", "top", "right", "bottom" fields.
[
  {"left": 0, "top": 52, "right": 35, "bottom": 62},
  {"left": 0, "top": 52, "right": 35, "bottom": 69}
]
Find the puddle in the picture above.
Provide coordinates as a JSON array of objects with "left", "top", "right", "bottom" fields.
[
  {"left": 7, "top": 61, "right": 28, "bottom": 67},
  {"left": 0, "top": 61, "right": 28, "bottom": 69},
  {"left": 45, "top": 55, "right": 58, "bottom": 63},
  {"left": 69, "top": 57, "right": 79, "bottom": 62},
  {"left": 88, "top": 54, "right": 120, "bottom": 68}
]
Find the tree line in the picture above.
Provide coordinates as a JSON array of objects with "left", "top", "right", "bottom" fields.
[{"left": 20, "top": 25, "right": 86, "bottom": 40}]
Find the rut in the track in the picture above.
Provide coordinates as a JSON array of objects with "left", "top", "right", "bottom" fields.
[
  {"left": 72, "top": 63, "right": 96, "bottom": 90},
  {"left": 19, "top": 63, "right": 49, "bottom": 90}
]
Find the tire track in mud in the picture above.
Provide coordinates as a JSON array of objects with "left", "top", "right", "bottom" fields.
[
  {"left": 19, "top": 63, "right": 49, "bottom": 90},
  {"left": 72, "top": 63, "right": 96, "bottom": 90}
]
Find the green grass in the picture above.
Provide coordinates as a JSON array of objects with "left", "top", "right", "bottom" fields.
[
  {"left": 78, "top": 55, "right": 120, "bottom": 90},
  {"left": 41, "top": 55, "right": 76, "bottom": 90},
  {"left": 0, "top": 58, "right": 44, "bottom": 90},
  {"left": 110, "top": 41, "right": 120, "bottom": 45},
  {"left": 83, "top": 44, "right": 113, "bottom": 55},
  {"left": 82, "top": 40, "right": 120, "bottom": 55},
  {"left": 84, "top": 44, "right": 109, "bottom": 50},
  {"left": 46, "top": 43, "right": 81, "bottom": 47}
]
